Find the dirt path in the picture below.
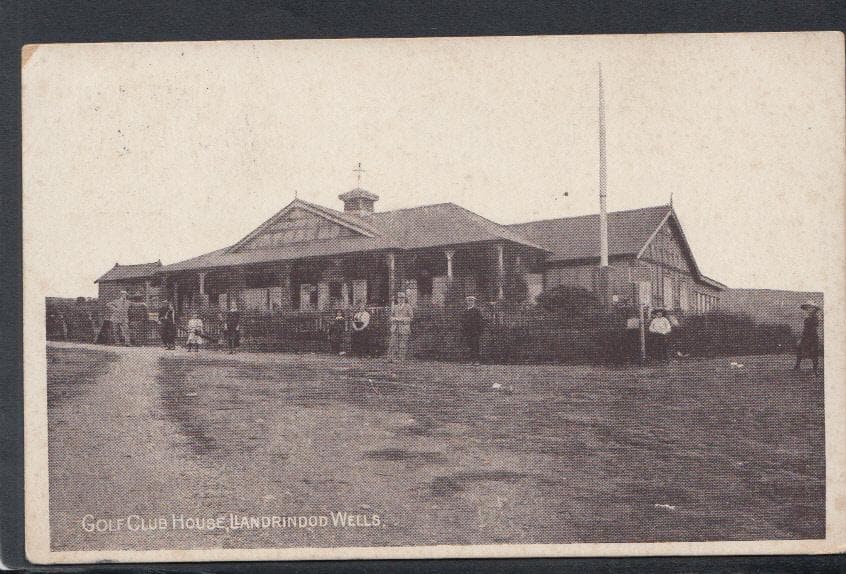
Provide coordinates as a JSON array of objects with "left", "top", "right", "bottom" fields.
[
  {"left": 49, "top": 344, "right": 229, "bottom": 549},
  {"left": 46, "top": 342, "right": 825, "bottom": 551}
]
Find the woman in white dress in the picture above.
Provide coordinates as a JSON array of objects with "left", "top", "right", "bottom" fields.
[{"left": 350, "top": 300, "right": 371, "bottom": 357}]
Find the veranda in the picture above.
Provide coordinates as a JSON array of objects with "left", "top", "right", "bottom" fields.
[{"left": 155, "top": 242, "right": 545, "bottom": 348}]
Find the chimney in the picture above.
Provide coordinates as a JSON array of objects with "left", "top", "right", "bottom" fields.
[{"left": 338, "top": 187, "right": 379, "bottom": 217}]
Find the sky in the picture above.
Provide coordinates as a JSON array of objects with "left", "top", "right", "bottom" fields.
[{"left": 22, "top": 33, "right": 845, "bottom": 297}]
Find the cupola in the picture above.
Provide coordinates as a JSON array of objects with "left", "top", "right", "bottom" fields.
[{"left": 338, "top": 187, "right": 379, "bottom": 217}]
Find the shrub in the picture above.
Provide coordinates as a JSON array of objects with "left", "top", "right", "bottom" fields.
[
  {"left": 672, "top": 311, "right": 795, "bottom": 357},
  {"left": 535, "top": 285, "right": 601, "bottom": 318},
  {"left": 412, "top": 305, "right": 628, "bottom": 364}
]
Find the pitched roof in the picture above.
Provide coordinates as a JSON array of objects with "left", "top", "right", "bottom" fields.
[
  {"left": 368, "top": 203, "right": 548, "bottom": 251},
  {"left": 226, "top": 199, "right": 379, "bottom": 253},
  {"left": 506, "top": 205, "right": 672, "bottom": 263},
  {"left": 157, "top": 199, "right": 722, "bottom": 291},
  {"left": 95, "top": 260, "right": 162, "bottom": 283},
  {"left": 508, "top": 205, "right": 725, "bottom": 290},
  {"left": 160, "top": 200, "right": 548, "bottom": 273}
]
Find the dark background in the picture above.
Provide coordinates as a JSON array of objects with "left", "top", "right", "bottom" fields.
[{"left": 1, "top": 1, "right": 844, "bottom": 572}]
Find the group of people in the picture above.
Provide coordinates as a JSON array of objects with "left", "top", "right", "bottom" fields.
[
  {"left": 100, "top": 290, "right": 243, "bottom": 353},
  {"left": 326, "top": 299, "right": 379, "bottom": 357},
  {"left": 325, "top": 291, "right": 486, "bottom": 363},
  {"left": 101, "top": 289, "right": 822, "bottom": 371},
  {"left": 325, "top": 294, "right": 417, "bottom": 360},
  {"left": 164, "top": 305, "right": 242, "bottom": 354},
  {"left": 624, "top": 299, "right": 823, "bottom": 371}
]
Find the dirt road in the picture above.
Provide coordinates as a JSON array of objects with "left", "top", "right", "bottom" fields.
[{"left": 46, "top": 342, "right": 825, "bottom": 551}]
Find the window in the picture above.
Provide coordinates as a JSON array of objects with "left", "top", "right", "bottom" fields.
[
  {"left": 663, "top": 276, "right": 674, "bottom": 309},
  {"left": 246, "top": 271, "right": 276, "bottom": 289},
  {"left": 298, "top": 283, "right": 317, "bottom": 311}
]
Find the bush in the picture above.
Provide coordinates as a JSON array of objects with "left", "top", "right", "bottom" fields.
[
  {"left": 672, "top": 311, "right": 795, "bottom": 357},
  {"left": 535, "top": 285, "right": 601, "bottom": 318},
  {"left": 412, "top": 305, "right": 628, "bottom": 364}
]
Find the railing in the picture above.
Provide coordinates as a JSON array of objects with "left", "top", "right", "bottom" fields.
[{"left": 170, "top": 306, "right": 391, "bottom": 351}]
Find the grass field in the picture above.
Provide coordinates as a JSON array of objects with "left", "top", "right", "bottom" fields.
[{"left": 46, "top": 342, "right": 825, "bottom": 551}]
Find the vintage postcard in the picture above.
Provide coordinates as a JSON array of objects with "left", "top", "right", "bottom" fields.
[{"left": 22, "top": 33, "right": 845, "bottom": 563}]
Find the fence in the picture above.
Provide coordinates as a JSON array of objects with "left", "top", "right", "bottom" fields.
[
  {"left": 46, "top": 300, "right": 390, "bottom": 352},
  {"left": 46, "top": 299, "right": 799, "bottom": 363},
  {"left": 235, "top": 307, "right": 390, "bottom": 353}
]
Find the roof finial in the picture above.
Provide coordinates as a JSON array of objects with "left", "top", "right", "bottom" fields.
[
  {"left": 294, "top": 189, "right": 298, "bottom": 199},
  {"left": 353, "top": 162, "right": 366, "bottom": 187},
  {"left": 669, "top": 192, "right": 673, "bottom": 207}
]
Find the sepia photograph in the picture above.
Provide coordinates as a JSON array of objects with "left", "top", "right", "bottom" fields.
[{"left": 22, "top": 33, "right": 845, "bottom": 563}]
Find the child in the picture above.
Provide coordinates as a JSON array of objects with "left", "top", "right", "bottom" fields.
[{"left": 186, "top": 312, "right": 204, "bottom": 352}]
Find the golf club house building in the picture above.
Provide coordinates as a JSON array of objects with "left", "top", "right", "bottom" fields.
[{"left": 96, "top": 187, "right": 724, "bottom": 318}]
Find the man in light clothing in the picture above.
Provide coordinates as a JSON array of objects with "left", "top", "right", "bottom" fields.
[
  {"left": 389, "top": 291, "right": 414, "bottom": 360},
  {"left": 107, "top": 290, "right": 131, "bottom": 346},
  {"left": 648, "top": 308, "right": 672, "bottom": 362}
]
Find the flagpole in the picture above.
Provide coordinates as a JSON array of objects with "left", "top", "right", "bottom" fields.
[{"left": 598, "top": 63, "right": 609, "bottom": 268}]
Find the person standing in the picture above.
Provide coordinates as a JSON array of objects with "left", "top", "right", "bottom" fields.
[
  {"left": 460, "top": 295, "right": 484, "bottom": 364},
  {"left": 350, "top": 301, "right": 372, "bottom": 357},
  {"left": 328, "top": 309, "right": 346, "bottom": 355},
  {"left": 107, "top": 290, "right": 132, "bottom": 346},
  {"left": 389, "top": 291, "right": 414, "bottom": 361},
  {"left": 46, "top": 311, "right": 60, "bottom": 341},
  {"left": 625, "top": 310, "right": 643, "bottom": 363},
  {"left": 186, "top": 312, "right": 204, "bottom": 352},
  {"left": 224, "top": 304, "right": 241, "bottom": 354},
  {"left": 158, "top": 300, "right": 176, "bottom": 350},
  {"left": 794, "top": 300, "right": 821, "bottom": 373},
  {"left": 86, "top": 311, "right": 97, "bottom": 343},
  {"left": 58, "top": 312, "right": 69, "bottom": 340},
  {"left": 648, "top": 308, "right": 672, "bottom": 362}
]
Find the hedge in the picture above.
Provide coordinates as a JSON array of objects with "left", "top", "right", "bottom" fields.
[{"left": 46, "top": 299, "right": 798, "bottom": 362}]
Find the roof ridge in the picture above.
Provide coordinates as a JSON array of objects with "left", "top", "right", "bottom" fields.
[
  {"left": 113, "top": 260, "right": 161, "bottom": 267},
  {"left": 371, "top": 201, "right": 457, "bottom": 215},
  {"left": 507, "top": 204, "right": 672, "bottom": 227}
]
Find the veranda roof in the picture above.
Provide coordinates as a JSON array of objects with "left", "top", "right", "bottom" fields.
[{"left": 95, "top": 260, "right": 162, "bottom": 282}]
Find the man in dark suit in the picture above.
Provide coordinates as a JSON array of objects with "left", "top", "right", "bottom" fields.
[{"left": 459, "top": 295, "right": 484, "bottom": 364}]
